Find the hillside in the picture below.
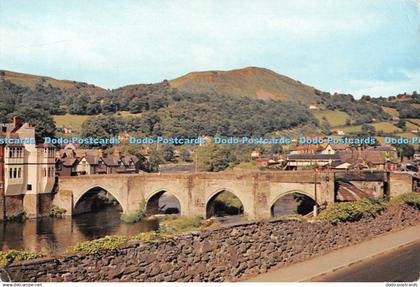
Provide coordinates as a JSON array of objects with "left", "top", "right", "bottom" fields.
[
  {"left": 170, "top": 67, "right": 322, "bottom": 104},
  {"left": 0, "top": 70, "right": 106, "bottom": 95}
]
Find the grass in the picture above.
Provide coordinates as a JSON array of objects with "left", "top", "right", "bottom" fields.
[
  {"left": 405, "top": 121, "right": 419, "bottom": 131},
  {"left": 0, "top": 250, "right": 47, "bottom": 267},
  {"left": 66, "top": 231, "right": 171, "bottom": 254},
  {"left": 116, "top": 111, "right": 143, "bottom": 118},
  {"left": 331, "top": 121, "right": 402, "bottom": 134},
  {"left": 159, "top": 215, "right": 205, "bottom": 233},
  {"left": 407, "top": 118, "right": 420, "bottom": 127},
  {"left": 120, "top": 200, "right": 146, "bottom": 223},
  {"left": 313, "top": 110, "right": 350, "bottom": 127},
  {"left": 382, "top": 107, "right": 399, "bottom": 117},
  {"left": 318, "top": 198, "right": 388, "bottom": 224},
  {"left": 371, "top": 122, "right": 402, "bottom": 133},
  {"left": 53, "top": 114, "right": 93, "bottom": 130},
  {"left": 391, "top": 192, "right": 420, "bottom": 209},
  {"left": 233, "top": 161, "right": 258, "bottom": 170}
]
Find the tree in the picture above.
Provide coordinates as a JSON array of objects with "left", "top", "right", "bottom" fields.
[
  {"left": 161, "top": 145, "right": 175, "bottom": 162},
  {"left": 396, "top": 119, "right": 406, "bottom": 130},
  {"left": 80, "top": 115, "right": 125, "bottom": 146},
  {"left": 12, "top": 107, "right": 56, "bottom": 143},
  {"left": 180, "top": 148, "right": 192, "bottom": 162},
  {"left": 271, "top": 144, "right": 283, "bottom": 155},
  {"left": 361, "top": 124, "right": 376, "bottom": 136},
  {"left": 148, "top": 146, "right": 164, "bottom": 172},
  {"left": 197, "top": 144, "right": 237, "bottom": 172},
  {"left": 395, "top": 144, "right": 415, "bottom": 161}
]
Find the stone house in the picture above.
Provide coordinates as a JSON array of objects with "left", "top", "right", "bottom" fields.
[{"left": 0, "top": 117, "right": 55, "bottom": 219}]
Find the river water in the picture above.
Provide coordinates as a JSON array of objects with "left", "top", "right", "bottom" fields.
[
  {"left": 0, "top": 193, "right": 304, "bottom": 254},
  {"left": 0, "top": 207, "right": 159, "bottom": 254}
]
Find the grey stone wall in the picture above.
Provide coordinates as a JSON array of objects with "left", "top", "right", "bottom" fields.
[{"left": 6, "top": 204, "right": 420, "bottom": 282}]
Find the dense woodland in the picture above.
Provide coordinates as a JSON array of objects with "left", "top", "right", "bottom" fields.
[{"left": 0, "top": 77, "right": 419, "bottom": 142}]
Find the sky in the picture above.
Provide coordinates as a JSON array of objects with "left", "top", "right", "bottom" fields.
[{"left": 0, "top": 0, "right": 419, "bottom": 98}]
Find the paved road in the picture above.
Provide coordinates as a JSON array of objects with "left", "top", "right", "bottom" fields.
[
  {"left": 246, "top": 225, "right": 420, "bottom": 282},
  {"left": 312, "top": 241, "right": 420, "bottom": 282}
]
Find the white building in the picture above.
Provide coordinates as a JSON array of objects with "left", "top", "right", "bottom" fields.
[{"left": 1, "top": 117, "right": 55, "bottom": 219}]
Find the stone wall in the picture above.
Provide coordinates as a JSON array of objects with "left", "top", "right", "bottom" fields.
[
  {"left": 38, "top": 193, "right": 53, "bottom": 217},
  {"left": 6, "top": 204, "right": 420, "bottom": 282},
  {"left": 4, "top": 194, "right": 23, "bottom": 218}
]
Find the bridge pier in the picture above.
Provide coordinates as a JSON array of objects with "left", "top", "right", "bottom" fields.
[{"left": 53, "top": 171, "right": 338, "bottom": 220}]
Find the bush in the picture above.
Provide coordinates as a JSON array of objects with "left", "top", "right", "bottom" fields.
[
  {"left": 49, "top": 205, "right": 66, "bottom": 218},
  {"left": 0, "top": 250, "right": 46, "bottom": 267},
  {"left": 318, "top": 199, "right": 388, "bottom": 224},
  {"left": 66, "top": 231, "right": 170, "bottom": 254},
  {"left": 159, "top": 215, "right": 204, "bottom": 233},
  {"left": 120, "top": 200, "right": 145, "bottom": 223},
  {"left": 391, "top": 192, "right": 420, "bottom": 209}
]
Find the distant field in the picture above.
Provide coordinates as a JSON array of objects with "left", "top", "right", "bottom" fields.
[
  {"left": 382, "top": 107, "right": 399, "bottom": 117},
  {"left": 53, "top": 112, "right": 142, "bottom": 130},
  {"left": 406, "top": 121, "right": 419, "bottom": 131},
  {"left": 117, "top": 111, "right": 143, "bottom": 118},
  {"left": 53, "top": 114, "right": 93, "bottom": 130},
  {"left": 371, "top": 122, "right": 401, "bottom": 133},
  {"left": 313, "top": 110, "right": 350, "bottom": 127},
  {"left": 407, "top": 118, "right": 420, "bottom": 126},
  {"left": 332, "top": 121, "right": 401, "bottom": 134}
]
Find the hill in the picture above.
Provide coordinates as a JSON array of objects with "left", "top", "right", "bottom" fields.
[
  {"left": 170, "top": 67, "right": 322, "bottom": 104},
  {"left": 0, "top": 70, "right": 106, "bottom": 96}
]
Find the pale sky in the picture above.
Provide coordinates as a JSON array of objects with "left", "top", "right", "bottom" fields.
[{"left": 0, "top": 0, "right": 419, "bottom": 98}]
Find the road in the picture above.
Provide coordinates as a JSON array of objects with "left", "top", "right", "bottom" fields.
[
  {"left": 246, "top": 225, "right": 420, "bottom": 282},
  {"left": 312, "top": 241, "right": 420, "bottom": 282}
]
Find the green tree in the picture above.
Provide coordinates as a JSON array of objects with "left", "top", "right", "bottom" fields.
[
  {"left": 12, "top": 107, "right": 56, "bottom": 143},
  {"left": 198, "top": 144, "right": 237, "bottom": 172},
  {"left": 361, "top": 124, "right": 376, "bottom": 136},
  {"left": 161, "top": 145, "right": 175, "bottom": 162},
  {"left": 148, "top": 146, "right": 164, "bottom": 172}
]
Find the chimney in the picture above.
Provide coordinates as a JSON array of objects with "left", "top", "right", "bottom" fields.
[
  {"left": 12, "top": 116, "right": 24, "bottom": 129},
  {"left": 113, "top": 148, "right": 121, "bottom": 158}
]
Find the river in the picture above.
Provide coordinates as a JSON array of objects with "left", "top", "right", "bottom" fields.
[
  {"left": 0, "top": 207, "right": 159, "bottom": 254},
  {"left": 0, "top": 192, "right": 305, "bottom": 254}
]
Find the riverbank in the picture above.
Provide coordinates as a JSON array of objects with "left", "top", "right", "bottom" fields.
[
  {"left": 245, "top": 224, "right": 420, "bottom": 282},
  {"left": 4, "top": 202, "right": 420, "bottom": 282}
]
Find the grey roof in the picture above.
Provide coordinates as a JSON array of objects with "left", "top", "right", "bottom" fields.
[{"left": 287, "top": 154, "right": 340, "bottom": 160}]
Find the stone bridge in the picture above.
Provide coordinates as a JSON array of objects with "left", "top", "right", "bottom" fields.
[{"left": 53, "top": 171, "right": 335, "bottom": 219}]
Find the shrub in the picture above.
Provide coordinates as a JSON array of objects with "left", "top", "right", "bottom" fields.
[
  {"left": 4, "top": 210, "right": 25, "bottom": 222},
  {"left": 391, "top": 192, "right": 420, "bottom": 209},
  {"left": 49, "top": 205, "right": 66, "bottom": 218},
  {"left": 318, "top": 199, "right": 388, "bottom": 224},
  {"left": 120, "top": 200, "right": 146, "bottom": 223},
  {"left": 66, "top": 231, "right": 171, "bottom": 254},
  {"left": 160, "top": 215, "right": 203, "bottom": 233},
  {"left": 0, "top": 250, "right": 46, "bottom": 267},
  {"left": 274, "top": 214, "right": 308, "bottom": 221}
]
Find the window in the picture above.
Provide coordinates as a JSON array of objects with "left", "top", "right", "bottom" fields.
[
  {"left": 13, "top": 168, "right": 17, "bottom": 178},
  {"left": 18, "top": 168, "right": 21, "bottom": 178},
  {"left": 8, "top": 168, "right": 12, "bottom": 179},
  {"left": 27, "top": 184, "right": 32, "bottom": 191}
]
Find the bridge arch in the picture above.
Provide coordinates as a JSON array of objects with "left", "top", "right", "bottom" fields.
[
  {"left": 73, "top": 185, "right": 127, "bottom": 214},
  {"left": 270, "top": 190, "right": 317, "bottom": 217},
  {"left": 205, "top": 188, "right": 248, "bottom": 218},
  {"left": 144, "top": 189, "right": 183, "bottom": 216}
]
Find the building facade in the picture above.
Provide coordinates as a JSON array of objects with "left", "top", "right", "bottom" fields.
[{"left": 0, "top": 117, "right": 55, "bottom": 220}]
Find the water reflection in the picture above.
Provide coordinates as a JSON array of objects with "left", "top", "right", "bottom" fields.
[{"left": 0, "top": 207, "right": 159, "bottom": 254}]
